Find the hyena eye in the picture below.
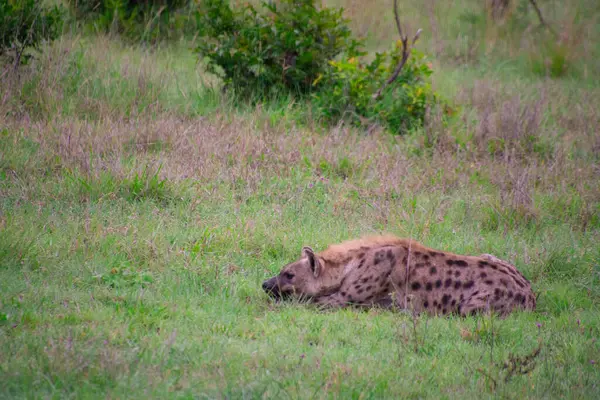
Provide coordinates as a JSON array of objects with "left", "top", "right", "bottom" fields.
[{"left": 284, "top": 272, "right": 295, "bottom": 280}]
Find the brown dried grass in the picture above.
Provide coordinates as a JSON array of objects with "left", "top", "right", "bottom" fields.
[{"left": 1, "top": 30, "right": 598, "bottom": 230}]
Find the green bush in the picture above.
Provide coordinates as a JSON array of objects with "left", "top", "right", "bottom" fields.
[
  {"left": 311, "top": 43, "right": 440, "bottom": 134},
  {"left": 195, "top": 0, "right": 442, "bottom": 133},
  {"left": 0, "top": 0, "right": 64, "bottom": 66},
  {"left": 67, "top": 0, "right": 194, "bottom": 42},
  {"left": 529, "top": 40, "right": 570, "bottom": 78},
  {"left": 195, "top": 0, "right": 361, "bottom": 99}
]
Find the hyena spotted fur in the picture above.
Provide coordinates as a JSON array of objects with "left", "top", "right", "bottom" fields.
[{"left": 262, "top": 235, "right": 535, "bottom": 316}]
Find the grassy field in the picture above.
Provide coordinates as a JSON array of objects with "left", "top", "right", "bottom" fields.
[{"left": 1, "top": 0, "right": 599, "bottom": 398}]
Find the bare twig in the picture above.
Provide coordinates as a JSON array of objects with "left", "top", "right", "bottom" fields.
[
  {"left": 372, "top": 0, "right": 422, "bottom": 100},
  {"left": 393, "top": 0, "right": 404, "bottom": 40},
  {"left": 528, "top": 0, "right": 558, "bottom": 37},
  {"left": 11, "top": 43, "right": 25, "bottom": 72},
  {"left": 501, "top": 342, "right": 542, "bottom": 383},
  {"left": 403, "top": 238, "right": 412, "bottom": 309},
  {"left": 476, "top": 367, "right": 498, "bottom": 391}
]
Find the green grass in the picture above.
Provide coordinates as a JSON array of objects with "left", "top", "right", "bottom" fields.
[
  {"left": 1, "top": 0, "right": 600, "bottom": 398},
  {"left": 1, "top": 168, "right": 598, "bottom": 398}
]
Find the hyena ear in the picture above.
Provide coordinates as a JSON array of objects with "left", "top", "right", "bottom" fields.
[{"left": 302, "top": 246, "right": 321, "bottom": 278}]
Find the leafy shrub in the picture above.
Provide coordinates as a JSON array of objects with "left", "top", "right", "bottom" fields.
[
  {"left": 529, "top": 40, "right": 570, "bottom": 78},
  {"left": 311, "top": 42, "right": 440, "bottom": 134},
  {"left": 0, "top": 0, "right": 64, "bottom": 66},
  {"left": 67, "top": 0, "right": 194, "bottom": 42},
  {"left": 195, "top": 0, "right": 442, "bottom": 133},
  {"left": 195, "top": 0, "right": 361, "bottom": 99}
]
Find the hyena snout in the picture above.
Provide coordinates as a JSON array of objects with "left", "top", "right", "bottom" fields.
[{"left": 262, "top": 276, "right": 281, "bottom": 298}]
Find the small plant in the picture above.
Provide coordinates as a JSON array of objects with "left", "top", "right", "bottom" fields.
[
  {"left": 397, "top": 311, "right": 429, "bottom": 355},
  {"left": 311, "top": 44, "right": 439, "bottom": 134},
  {"left": 312, "top": 0, "right": 445, "bottom": 134},
  {"left": 195, "top": 0, "right": 361, "bottom": 99},
  {"left": 500, "top": 342, "right": 542, "bottom": 383},
  {"left": 476, "top": 341, "right": 543, "bottom": 391},
  {"left": 96, "top": 267, "right": 154, "bottom": 288},
  {"left": 0, "top": 0, "right": 64, "bottom": 67},
  {"left": 64, "top": 165, "right": 171, "bottom": 203},
  {"left": 0, "top": 229, "right": 40, "bottom": 270},
  {"left": 529, "top": 40, "right": 570, "bottom": 78},
  {"left": 461, "top": 315, "right": 544, "bottom": 393},
  {"left": 124, "top": 164, "right": 170, "bottom": 202}
]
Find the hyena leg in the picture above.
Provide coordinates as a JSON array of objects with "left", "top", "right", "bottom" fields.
[
  {"left": 313, "top": 293, "right": 348, "bottom": 309},
  {"left": 458, "top": 290, "right": 511, "bottom": 318},
  {"left": 458, "top": 290, "right": 494, "bottom": 317}
]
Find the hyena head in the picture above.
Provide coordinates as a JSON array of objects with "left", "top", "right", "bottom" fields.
[{"left": 262, "top": 247, "right": 324, "bottom": 300}]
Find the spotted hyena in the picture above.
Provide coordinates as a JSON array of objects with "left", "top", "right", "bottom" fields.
[{"left": 262, "top": 235, "right": 536, "bottom": 316}]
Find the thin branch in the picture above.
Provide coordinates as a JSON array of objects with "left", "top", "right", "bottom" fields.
[
  {"left": 412, "top": 29, "right": 422, "bottom": 46},
  {"left": 393, "top": 0, "right": 404, "bottom": 41},
  {"left": 372, "top": 38, "right": 409, "bottom": 100},
  {"left": 372, "top": 0, "right": 422, "bottom": 100},
  {"left": 528, "top": 0, "right": 557, "bottom": 37},
  {"left": 13, "top": 45, "right": 25, "bottom": 72},
  {"left": 476, "top": 367, "right": 498, "bottom": 391}
]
